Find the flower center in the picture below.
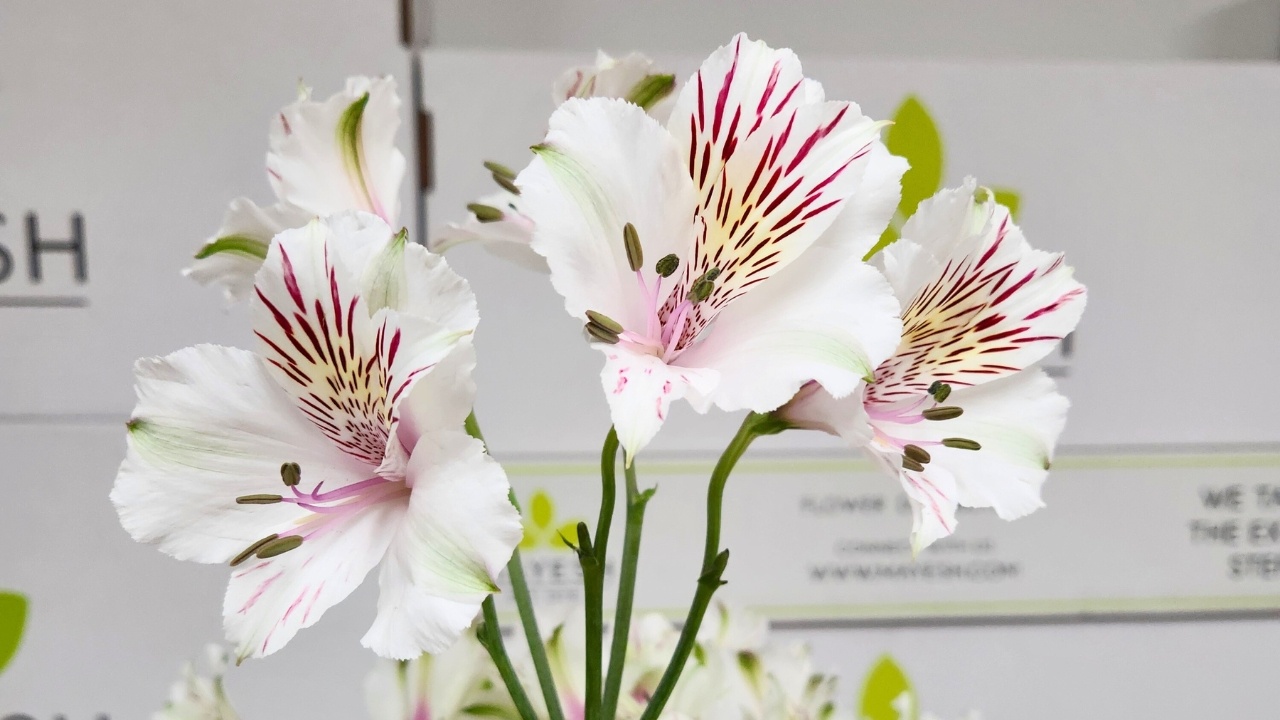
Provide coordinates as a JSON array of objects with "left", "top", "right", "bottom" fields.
[
  {"left": 229, "top": 462, "right": 409, "bottom": 566},
  {"left": 863, "top": 382, "right": 981, "bottom": 472}
]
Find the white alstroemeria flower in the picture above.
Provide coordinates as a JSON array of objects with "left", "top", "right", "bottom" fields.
[
  {"left": 114, "top": 212, "right": 522, "bottom": 660},
  {"left": 519, "top": 33, "right": 903, "bottom": 459},
  {"left": 781, "top": 181, "right": 1087, "bottom": 552},
  {"left": 366, "top": 631, "right": 516, "bottom": 720},
  {"left": 430, "top": 51, "right": 678, "bottom": 270},
  {"left": 154, "top": 645, "right": 240, "bottom": 720},
  {"left": 186, "top": 76, "right": 405, "bottom": 301}
]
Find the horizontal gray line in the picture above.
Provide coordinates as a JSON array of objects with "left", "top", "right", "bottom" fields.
[
  {"left": 0, "top": 413, "right": 125, "bottom": 425},
  {"left": 0, "top": 295, "right": 89, "bottom": 308},
  {"left": 770, "top": 608, "right": 1280, "bottom": 631}
]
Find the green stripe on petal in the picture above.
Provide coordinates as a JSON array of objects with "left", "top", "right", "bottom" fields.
[
  {"left": 626, "top": 73, "right": 676, "bottom": 111},
  {"left": 364, "top": 227, "right": 408, "bottom": 312},
  {"left": 337, "top": 92, "right": 377, "bottom": 212},
  {"left": 194, "top": 234, "right": 269, "bottom": 260},
  {"left": 531, "top": 143, "right": 616, "bottom": 235}
]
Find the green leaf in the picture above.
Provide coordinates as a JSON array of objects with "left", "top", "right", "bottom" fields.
[
  {"left": 0, "top": 592, "right": 28, "bottom": 676},
  {"left": 530, "top": 491, "right": 555, "bottom": 530},
  {"left": 991, "top": 187, "right": 1021, "bottom": 219},
  {"left": 869, "top": 95, "right": 944, "bottom": 259},
  {"left": 859, "top": 654, "right": 917, "bottom": 720},
  {"left": 554, "top": 521, "right": 581, "bottom": 550}
]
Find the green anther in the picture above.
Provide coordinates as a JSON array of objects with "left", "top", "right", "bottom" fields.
[
  {"left": 655, "top": 253, "right": 680, "bottom": 277},
  {"left": 585, "top": 322, "right": 621, "bottom": 345},
  {"left": 922, "top": 406, "right": 964, "bottom": 420},
  {"left": 236, "top": 494, "right": 283, "bottom": 505},
  {"left": 903, "top": 444, "right": 932, "bottom": 464},
  {"left": 703, "top": 267, "right": 721, "bottom": 282},
  {"left": 585, "top": 310, "right": 623, "bottom": 334},
  {"left": 902, "top": 456, "right": 926, "bottom": 472},
  {"left": 927, "top": 380, "right": 952, "bottom": 402},
  {"left": 942, "top": 437, "right": 982, "bottom": 451},
  {"left": 484, "top": 160, "right": 516, "bottom": 180},
  {"left": 623, "top": 223, "right": 643, "bottom": 272},
  {"left": 688, "top": 278, "right": 714, "bottom": 303},
  {"left": 255, "top": 535, "right": 305, "bottom": 559},
  {"left": 280, "top": 462, "right": 301, "bottom": 487},
  {"left": 467, "top": 203, "right": 505, "bottom": 223},
  {"left": 492, "top": 172, "right": 521, "bottom": 195},
  {"left": 229, "top": 534, "right": 278, "bottom": 567}
]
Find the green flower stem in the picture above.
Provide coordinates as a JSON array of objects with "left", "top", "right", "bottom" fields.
[
  {"left": 602, "top": 458, "right": 652, "bottom": 720},
  {"left": 638, "top": 411, "right": 785, "bottom": 720},
  {"left": 466, "top": 412, "right": 567, "bottom": 720},
  {"left": 583, "top": 428, "right": 620, "bottom": 720},
  {"left": 478, "top": 597, "right": 539, "bottom": 720},
  {"left": 595, "top": 428, "right": 619, "bottom": 562}
]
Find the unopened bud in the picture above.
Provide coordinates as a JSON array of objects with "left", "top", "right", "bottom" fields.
[
  {"left": 236, "top": 494, "right": 283, "bottom": 505},
  {"left": 622, "top": 223, "right": 643, "bottom": 272},
  {"left": 585, "top": 310, "right": 623, "bottom": 334},
  {"left": 467, "top": 203, "right": 505, "bottom": 223},
  {"left": 903, "top": 444, "right": 932, "bottom": 464},
  {"left": 484, "top": 160, "right": 516, "bottom": 180},
  {"left": 255, "top": 535, "right": 305, "bottom": 559},
  {"left": 927, "top": 381, "right": 952, "bottom": 402},
  {"left": 902, "top": 456, "right": 926, "bottom": 472},
  {"left": 280, "top": 462, "right": 301, "bottom": 487},
  {"left": 922, "top": 406, "right": 964, "bottom": 421},
  {"left": 655, "top": 254, "right": 680, "bottom": 278},
  {"left": 942, "top": 437, "right": 982, "bottom": 451},
  {"left": 491, "top": 172, "right": 521, "bottom": 195}
]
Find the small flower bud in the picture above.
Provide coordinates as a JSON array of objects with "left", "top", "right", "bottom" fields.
[
  {"left": 255, "top": 535, "right": 305, "bottom": 559},
  {"left": 622, "top": 223, "right": 643, "bottom": 272},
  {"left": 903, "top": 444, "right": 932, "bottom": 464},
  {"left": 585, "top": 310, "right": 623, "bottom": 334},
  {"left": 280, "top": 462, "right": 301, "bottom": 487},
  {"left": 655, "top": 253, "right": 680, "bottom": 277},
  {"left": 942, "top": 437, "right": 982, "bottom": 451},
  {"left": 467, "top": 203, "right": 505, "bottom": 223},
  {"left": 922, "top": 406, "right": 964, "bottom": 420},
  {"left": 927, "top": 381, "right": 952, "bottom": 402},
  {"left": 484, "top": 160, "right": 516, "bottom": 180}
]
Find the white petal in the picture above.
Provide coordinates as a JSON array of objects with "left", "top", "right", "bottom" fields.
[
  {"left": 599, "top": 346, "right": 719, "bottom": 461},
  {"left": 111, "top": 345, "right": 368, "bottom": 564},
  {"left": 267, "top": 76, "right": 405, "bottom": 224},
  {"left": 362, "top": 431, "right": 522, "bottom": 658},
  {"left": 675, "top": 249, "right": 901, "bottom": 414},
  {"left": 184, "top": 198, "right": 311, "bottom": 303},
  {"left": 520, "top": 98, "right": 698, "bottom": 330},
  {"left": 223, "top": 496, "right": 403, "bottom": 660},
  {"left": 872, "top": 183, "right": 1086, "bottom": 400},
  {"left": 429, "top": 190, "right": 547, "bottom": 272},
  {"left": 816, "top": 142, "right": 908, "bottom": 261},
  {"left": 392, "top": 339, "right": 478, "bottom": 457},
  {"left": 870, "top": 369, "right": 1069, "bottom": 551},
  {"left": 252, "top": 214, "right": 472, "bottom": 471},
  {"left": 775, "top": 381, "right": 875, "bottom": 446},
  {"left": 663, "top": 100, "right": 885, "bottom": 345},
  {"left": 554, "top": 51, "right": 662, "bottom": 105}
]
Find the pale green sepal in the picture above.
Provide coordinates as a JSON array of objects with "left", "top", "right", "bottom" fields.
[
  {"left": 364, "top": 227, "right": 409, "bottom": 312},
  {"left": 337, "top": 91, "right": 377, "bottom": 211},
  {"left": 194, "top": 234, "right": 269, "bottom": 260},
  {"left": 626, "top": 73, "right": 676, "bottom": 111}
]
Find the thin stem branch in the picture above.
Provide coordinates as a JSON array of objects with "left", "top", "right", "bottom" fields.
[
  {"left": 638, "top": 412, "right": 783, "bottom": 720},
  {"left": 478, "top": 597, "right": 539, "bottom": 720},
  {"left": 595, "top": 428, "right": 619, "bottom": 562},
  {"left": 602, "top": 459, "right": 651, "bottom": 720},
  {"left": 466, "top": 411, "right": 567, "bottom": 720},
  {"left": 578, "top": 522, "right": 604, "bottom": 720}
]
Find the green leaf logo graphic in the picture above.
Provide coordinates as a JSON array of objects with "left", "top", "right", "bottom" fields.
[
  {"left": 0, "top": 592, "right": 28, "bottom": 676},
  {"left": 868, "top": 95, "right": 1022, "bottom": 260},
  {"left": 520, "top": 490, "right": 584, "bottom": 551},
  {"left": 859, "top": 654, "right": 917, "bottom": 720}
]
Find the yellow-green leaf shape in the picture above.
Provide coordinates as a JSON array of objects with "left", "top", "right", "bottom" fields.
[
  {"left": 0, "top": 592, "right": 28, "bottom": 675},
  {"left": 869, "top": 96, "right": 944, "bottom": 259},
  {"left": 860, "top": 654, "right": 917, "bottom": 720}
]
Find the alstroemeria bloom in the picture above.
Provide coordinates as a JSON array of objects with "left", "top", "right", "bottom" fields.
[
  {"left": 365, "top": 631, "right": 510, "bottom": 720},
  {"left": 114, "top": 213, "right": 522, "bottom": 660},
  {"left": 186, "top": 77, "right": 405, "bottom": 300},
  {"left": 519, "top": 33, "right": 903, "bottom": 458},
  {"left": 431, "top": 51, "right": 677, "bottom": 271},
  {"left": 781, "top": 181, "right": 1086, "bottom": 552},
  {"left": 154, "top": 645, "right": 240, "bottom": 720}
]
